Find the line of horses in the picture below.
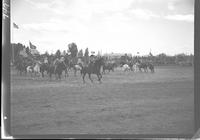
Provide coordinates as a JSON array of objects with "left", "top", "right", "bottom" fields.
[
  {"left": 14, "top": 57, "right": 155, "bottom": 83},
  {"left": 14, "top": 56, "right": 104, "bottom": 83},
  {"left": 102, "top": 61, "right": 155, "bottom": 73}
]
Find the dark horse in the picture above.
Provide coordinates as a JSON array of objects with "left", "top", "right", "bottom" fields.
[
  {"left": 54, "top": 61, "right": 68, "bottom": 80},
  {"left": 81, "top": 57, "right": 104, "bottom": 83},
  {"left": 15, "top": 61, "right": 27, "bottom": 75},
  {"left": 138, "top": 62, "right": 148, "bottom": 72},
  {"left": 102, "top": 63, "right": 115, "bottom": 74},
  {"left": 147, "top": 63, "right": 155, "bottom": 73},
  {"left": 40, "top": 63, "right": 49, "bottom": 78}
]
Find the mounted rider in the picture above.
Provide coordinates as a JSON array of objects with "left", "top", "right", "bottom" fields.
[
  {"left": 89, "top": 54, "right": 96, "bottom": 63},
  {"left": 54, "top": 57, "right": 61, "bottom": 73},
  {"left": 44, "top": 57, "right": 48, "bottom": 64}
]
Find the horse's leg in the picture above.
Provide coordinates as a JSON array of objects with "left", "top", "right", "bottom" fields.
[
  {"left": 88, "top": 73, "right": 93, "bottom": 83},
  {"left": 82, "top": 72, "right": 86, "bottom": 83},
  {"left": 25, "top": 69, "right": 27, "bottom": 76},
  {"left": 64, "top": 70, "right": 66, "bottom": 78},
  {"left": 97, "top": 74, "right": 100, "bottom": 82},
  {"left": 49, "top": 72, "right": 52, "bottom": 80},
  {"left": 102, "top": 68, "right": 105, "bottom": 74},
  {"left": 41, "top": 71, "right": 44, "bottom": 78},
  {"left": 67, "top": 69, "right": 69, "bottom": 77},
  {"left": 65, "top": 69, "right": 68, "bottom": 78},
  {"left": 97, "top": 73, "right": 102, "bottom": 83},
  {"left": 59, "top": 73, "right": 61, "bottom": 80}
]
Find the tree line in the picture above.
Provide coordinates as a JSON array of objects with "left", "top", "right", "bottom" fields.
[{"left": 10, "top": 42, "right": 193, "bottom": 66}]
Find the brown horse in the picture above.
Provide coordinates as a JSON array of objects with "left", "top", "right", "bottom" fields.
[{"left": 80, "top": 57, "right": 104, "bottom": 83}]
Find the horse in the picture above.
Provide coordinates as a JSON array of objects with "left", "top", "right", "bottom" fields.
[
  {"left": 138, "top": 62, "right": 148, "bottom": 72},
  {"left": 54, "top": 61, "right": 68, "bottom": 80},
  {"left": 80, "top": 57, "right": 104, "bottom": 83},
  {"left": 73, "top": 64, "right": 82, "bottom": 76},
  {"left": 15, "top": 61, "right": 27, "bottom": 75},
  {"left": 147, "top": 63, "right": 155, "bottom": 73},
  {"left": 122, "top": 64, "right": 131, "bottom": 72},
  {"left": 40, "top": 62, "right": 50, "bottom": 78},
  {"left": 63, "top": 56, "right": 71, "bottom": 77},
  {"left": 26, "top": 65, "right": 34, "bottom": 76},
  {"left": 47, "top": 62, "right": 55, "bottom": 80},
  {"left": 132, "top": 62, "right": 140, "bottom": 72},
  {"left": 127, "top": 62, "right": 134, "bottom": 71},
  {"left": 102, "top": 62, "right": 115, "bottom": 74},
  {"left": 33, "top": 62, "right": 42, "bottom": 77}
]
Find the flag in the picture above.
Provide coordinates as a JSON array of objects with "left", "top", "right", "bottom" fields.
[
  {"left": 30, "top": 49, "right": 39, "bottom": 55},
  {"left": 149, "top": 52, "right": 153, "bottom": 57},
  {"left": 13, "top": 22, "right": 19, "bottom": 29},
  {"left": 29, "top": 41, "right": 36, "bottom": 49}
]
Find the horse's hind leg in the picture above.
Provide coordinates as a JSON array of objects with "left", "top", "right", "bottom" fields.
[
  {"left": 82, "top": 73, "right": 86, "bottom": 83},
  {"left": 49, "top": 73, "right": 51, "bottom": 79},
  {"left": 88, "top": 74, "right": 93, "bottom": 83},
  {"left": 152, "top": 68, "right": 155, "bottom": 73},
  {"left": 41, "top": 71, "right": 44, "bottom": 78},
  {"left": 59, "top": 74, "right": 61, "bottom": 80},
  {"left": 65, "top": 69, "right": 69, "bottom": 78},
  {"left": 97, "top": 74, "right": 102, "bottom": 83}
]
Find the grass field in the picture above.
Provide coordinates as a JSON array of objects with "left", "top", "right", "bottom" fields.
[{"left": 10, "top": 66, "right": 194, "bottom": 135}]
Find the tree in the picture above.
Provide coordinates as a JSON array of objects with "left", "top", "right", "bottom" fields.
[
  {"left": 84, "top": 48, "right": 89, "bottom": 64},
  {"left": 78, "top": 49, "right": 83, "bottom": 58},
  {"left": 175, "top": 53, "right": 186, "bottom": 64},
  {"left": 84, "top": 48, "right": 89, "bottom": 57},
  {"left": 68, "top": 42, "right": 78, "bottom": 58}
]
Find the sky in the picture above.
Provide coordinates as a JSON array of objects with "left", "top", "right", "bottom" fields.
[{"left": 11, "top": 0, "right": 194, "bottom": 56}]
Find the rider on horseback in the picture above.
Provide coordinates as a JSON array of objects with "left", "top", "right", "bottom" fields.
[
  {"left": 44, "top": 57, "right": 48, "bottom": 64},
  {"left": 89, "top": 54, "right": 96, "bottom": 63},
  {"left": 54, "top": 57, "right": 60, "bottom": 73}
]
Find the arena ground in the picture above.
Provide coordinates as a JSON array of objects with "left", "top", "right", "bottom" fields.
[{"left": 10, "top": 66, "right": 194, "bottom": 135}]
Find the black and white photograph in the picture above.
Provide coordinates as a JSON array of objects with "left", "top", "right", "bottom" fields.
[{"left": 5, "top": 0, "right": 196, "bottom": 137}]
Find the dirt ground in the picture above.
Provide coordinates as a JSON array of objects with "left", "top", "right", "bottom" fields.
[{"left": 10, "top": 66, "right": 194, "bottom": 135}]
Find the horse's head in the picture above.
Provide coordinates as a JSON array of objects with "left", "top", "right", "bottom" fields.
[
  {"left": 91, "top": 57, "right": 104, "bottom": 69},
  {"left": 97, "top": 57, "right": 105, "bottom": 66}
]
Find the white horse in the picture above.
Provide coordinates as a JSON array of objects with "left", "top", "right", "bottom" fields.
[
  {"left": 73, "top": 64, "right": 82, "bottom": 76},
  {"left": 122, "top": 64, "right": 130, "bottom": 72},
  {"left": 33, "top": 62, "right": 41, "bottom": 77},
  {"left": 26, "top": 65, "right": 34, "bottom": 76},
  {"left": 132, "top": 62, "right": 140, "bottom": 72}
]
